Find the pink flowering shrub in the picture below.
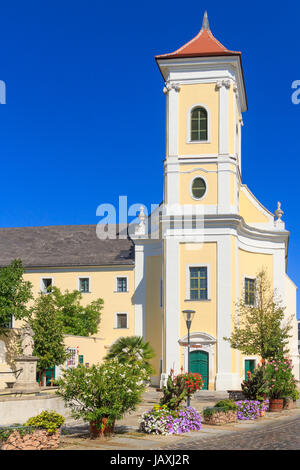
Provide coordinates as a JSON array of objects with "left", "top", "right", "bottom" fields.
[{"left": 265, "top": 357, "right": 298, "bottom": 399}]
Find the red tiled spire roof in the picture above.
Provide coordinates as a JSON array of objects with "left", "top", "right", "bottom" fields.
[{"left": 155, "top": 12, "right": 241, "bottom": 60}]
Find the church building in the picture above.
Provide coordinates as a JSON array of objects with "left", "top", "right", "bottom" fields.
[{"left": 0, "top": 13, "right": 298, "bottom": 391}]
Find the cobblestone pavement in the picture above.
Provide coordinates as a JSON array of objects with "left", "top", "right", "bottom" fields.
[
  {"left": 159, "top": 415, "right": 300, "bottom": 450},
  {"left": 60, "top": 411, "right": 300, "bottom": 450},
  {"left": 59, "top": 389, "right": 300, "bottom": 450}
]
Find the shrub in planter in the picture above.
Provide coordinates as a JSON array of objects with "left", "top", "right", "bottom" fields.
[
  {"left": 56, "top": 359, "right": 149, "bottom": 438},
  {"left": 203, "top": 401, "right": 238, "bottom": 425},
  {"left": 265, "top": 357, "right": 298, "bottom": 410},
  {"left": 214, "top": 399, "right": 238, "bottom": 412},
  {"left": 139, "top": 405, "right": 201, "bottom": 435}
]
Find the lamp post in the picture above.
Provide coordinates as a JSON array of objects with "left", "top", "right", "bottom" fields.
[{"left": 182, "top": 309, "right": 195, "bottom": 407}]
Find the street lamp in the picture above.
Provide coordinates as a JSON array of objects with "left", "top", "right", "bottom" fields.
[{"left": 182, "top": 309, "right": 196, "bottom": 407}]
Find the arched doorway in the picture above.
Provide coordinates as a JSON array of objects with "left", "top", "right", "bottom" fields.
[{"left": 190, "top": 350, "right": 209, "bottom": 390}]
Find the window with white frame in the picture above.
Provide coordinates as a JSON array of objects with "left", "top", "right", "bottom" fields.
[
  {"left": 116, "top": 276, "right": 128, "bottom": 292},
  {"left": 116, "top": 313, "right": 128, "bottom": 329},
  {"left": 190, "top": 106, "right": 208, "bottom": 141},
  {"left": 244, "top": 278, "right": 256, "bottom": 306},
  {"left": 78, "top": 277, "right": 90, "bottom": 293},
  {"left": 41, "top": 278, "right": 53, "bottom": 294},
  {"left": 189, "top": 267, "right": 208, "bottom": 300}
]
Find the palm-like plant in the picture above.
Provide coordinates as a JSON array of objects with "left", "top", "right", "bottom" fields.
[{"left": 105, "top": 336, "right": 155, "bottom": 375}]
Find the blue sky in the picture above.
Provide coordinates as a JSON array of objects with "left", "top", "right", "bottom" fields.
[{"left": 0, "top": 1, "right": 299, "bottom": 315}]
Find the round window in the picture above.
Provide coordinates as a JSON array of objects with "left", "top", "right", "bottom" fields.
[{"left": 191, "top": 177, "right": 206, "bottom": 199}]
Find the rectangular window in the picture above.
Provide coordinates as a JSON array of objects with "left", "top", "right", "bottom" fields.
[
  {"left": 190, "top": 267, "right": 208, "bottom": 300},
  {"left": 66, "top": 348, "right": 77, "bottom": 368},
  {"left": 245, "top": 278, "right": 256, "bottom": 305},
  {"left": 41, "top": 278, "right": 53, "bottom": 293},
  {"left": 116, "top": 277, "right": 127, "bottom": 292},
  {"left": 116, "top": 313, "right": 128, "bottom": 329},
  {"left": 79, "top": 278, "right": 90, "bottom": 293}
]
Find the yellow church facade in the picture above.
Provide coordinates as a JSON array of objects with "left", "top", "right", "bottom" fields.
[{"left": 0, "top": 13, "right": 298, "bottom": 391}]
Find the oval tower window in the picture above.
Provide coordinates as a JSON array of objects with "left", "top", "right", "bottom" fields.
[{"left": 191, "top": 177, "right": 206, "bottom": 199}]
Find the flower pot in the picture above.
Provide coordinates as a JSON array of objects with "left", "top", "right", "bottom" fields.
[
  {"left": 269, "top": 398, "right": 284, "bottom": 412},
  {"left": 259, "top": 410, "right": 266, "bottom": 417},
  {"left": 89, "top": 418, "right": 115, "bottom": 438},
  {"left": 283, "top": 398, "right": 296, "bottom": 410}
]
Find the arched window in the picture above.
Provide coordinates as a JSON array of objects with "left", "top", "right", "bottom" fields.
[{"left": 191, "top": 107, "right": 208, "bottom": 141}]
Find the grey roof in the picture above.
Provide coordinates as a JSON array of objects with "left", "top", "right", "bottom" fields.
[{"left": 0, "top": 225, "right": 135, "bottom": 268}]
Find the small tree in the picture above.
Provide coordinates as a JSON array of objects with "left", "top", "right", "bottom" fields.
[
  {"left": 105, "top": 336, "right": 155, "bottom": 375},
  {"left": 30, "top": 294, "right": 68, "bottom": 385},
  {"left": 0, "top": 259, "right": 33, "bottom": 335},
  {"left": 50, "top": 287, "right": 103, "bottom": 336},
  {"left": 56, "top": 359, "right": 149, "bottom": 436},
  {"left": 224, "top": 269, "right": 292, "bottom": 360}
]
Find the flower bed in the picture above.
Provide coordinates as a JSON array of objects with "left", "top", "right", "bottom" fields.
[
  {"left": 139, "top": 405, "right": 202, "bottom": 435},
  {"left": 235, "top": 400, "right": 269, "bottom": 420}
]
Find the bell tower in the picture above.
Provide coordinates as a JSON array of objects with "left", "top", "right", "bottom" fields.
[{"left": 156, "top": 11, "right": 247, "bottom": 216}]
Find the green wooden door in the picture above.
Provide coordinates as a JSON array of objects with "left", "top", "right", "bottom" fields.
[
  {"left": 245, "top": 360, "right": 255, "bottom": 381},
  {"left": 189, "top": 350, "right": 209, "bottom": 390}
]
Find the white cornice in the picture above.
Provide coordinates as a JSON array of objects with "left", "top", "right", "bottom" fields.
[
  {"left": 157, "top": 56, "right": 247, "bottom": 112},
  {"left": 159, "top": 213, "right": 290, "bottom": 245}
]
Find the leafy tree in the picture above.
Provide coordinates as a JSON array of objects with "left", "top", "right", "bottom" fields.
[
  {"left": 105, "top": 336, "right": 155, "bottom": 375},
  {"left": 0, "top": 259, "right": 33, "bottom": 335},
  {"left": 50, "top": 287, "right": 103, "bottom": 336},
  {"left": 224, "top": 269, "right": 292, "bottom": 360},
  {"left": 30, "top": 293, "right": 68, "bottom": 385}
]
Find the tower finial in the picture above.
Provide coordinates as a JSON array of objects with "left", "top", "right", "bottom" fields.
[{"left": 202, "top": 11, "right": 210, "bottom": 30}]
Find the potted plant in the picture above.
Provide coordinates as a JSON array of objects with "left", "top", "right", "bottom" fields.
[
  {"left": 265, "top": 357, "right": 297, "bottom": 411},
  {"left": 56, "top": 359, "right": 149, "bottom": 438},
  {"left": 240, "top": 363, "right": 269, "bottom": 414}
]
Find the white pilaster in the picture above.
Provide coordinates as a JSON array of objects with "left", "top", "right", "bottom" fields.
[
  {"left": 217, "top": 80, "right": 230, "bottom": 155},
  {"left": 164, "top": 237, "right": 180, "bottom": 375},
  {"left": 167, "top": 86, "right": 179, "bottom": 156},
  {"left": 134, "top": 244, "right": 146, "bottom": 338},
  {"left": 215, "top": 236, "right": 240, "bottom": 390},
  {"left": 218, "top": 160, "right": 232, "bottom": 214}
]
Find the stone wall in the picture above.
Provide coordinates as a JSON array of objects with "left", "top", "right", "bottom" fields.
[
  {"left": 204, "top": 410, "right": 237, "bottom": 426},
  {"left": 1, "top": 429, "right": 60, "bottom": 450},
  {"left": 0, "top": 394, "right": 70, "bottom": 426}
]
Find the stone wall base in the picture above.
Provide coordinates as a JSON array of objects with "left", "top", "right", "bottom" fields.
[
  {"left": 204, "top": 410, "right": 237, "bottom": 426},
  {"left": 1, "top": 429, "right": 60, "bottom": 450}
]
